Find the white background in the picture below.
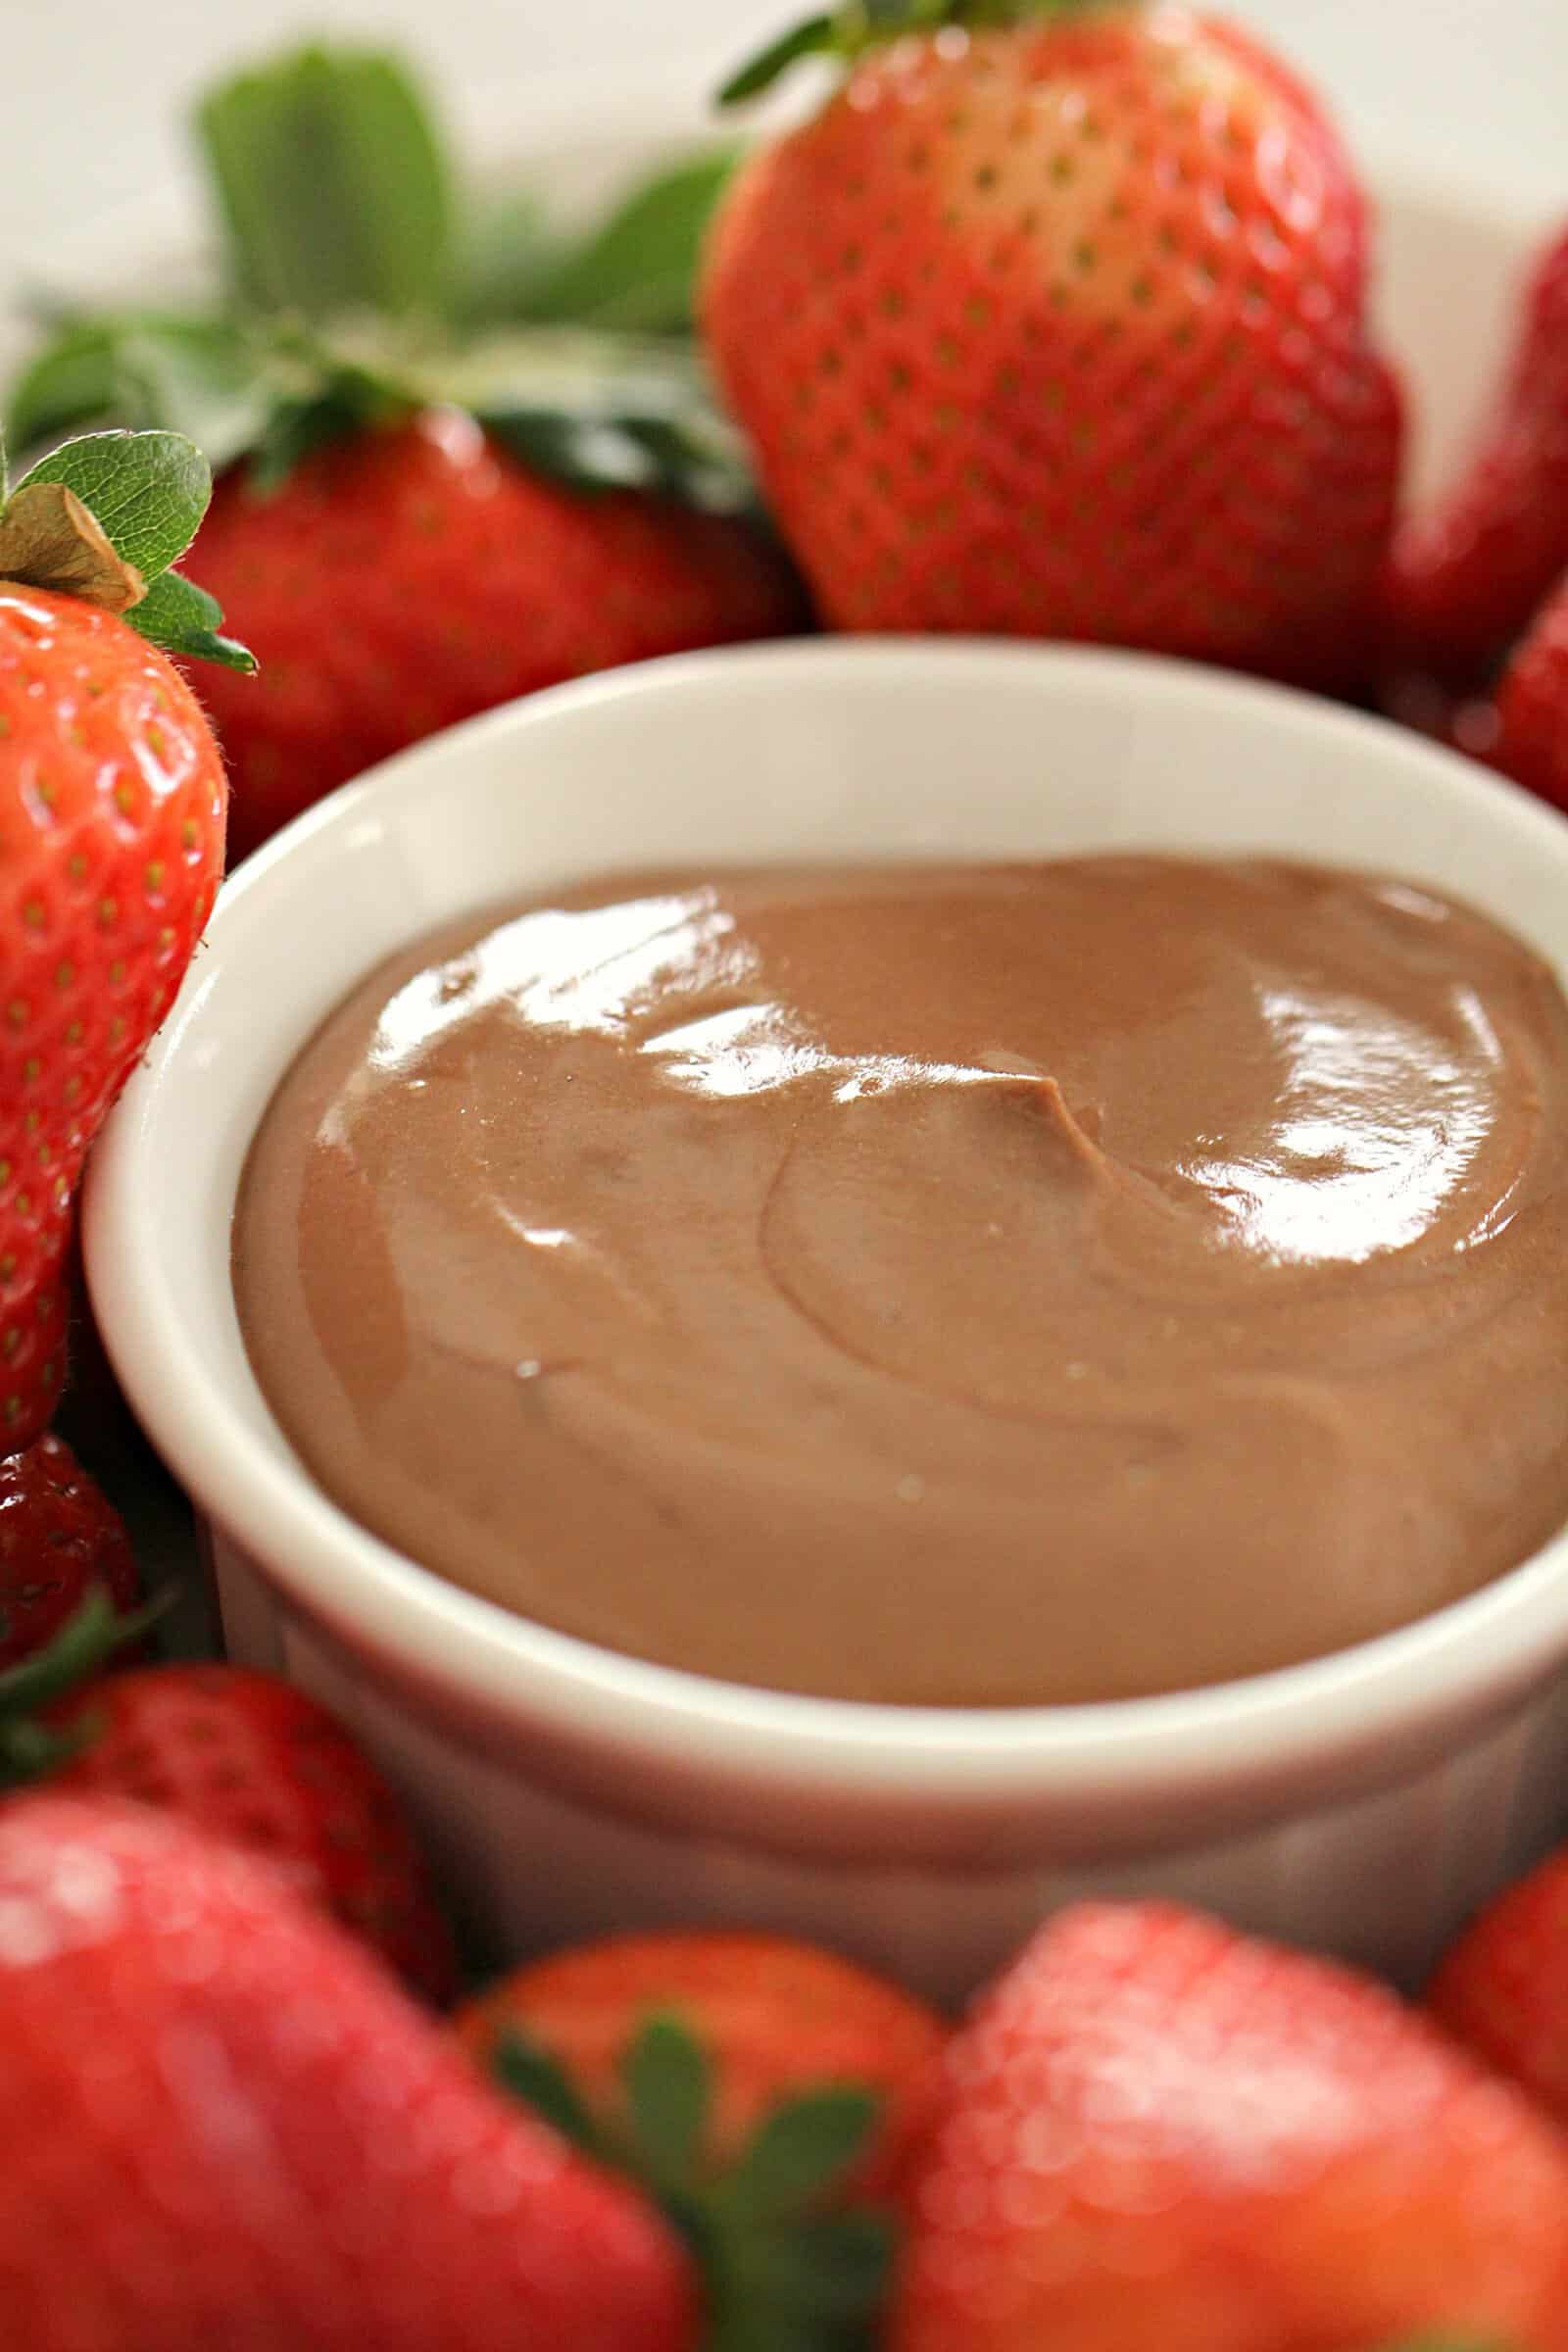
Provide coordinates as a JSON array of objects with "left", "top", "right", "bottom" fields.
[{"left": 4, "top": 0, "right": 1566, "bottom": 271}]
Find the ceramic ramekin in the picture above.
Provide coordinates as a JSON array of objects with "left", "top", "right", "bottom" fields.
[{"left": 84, "top": 641, "right": 1568, "bottom": 2002}]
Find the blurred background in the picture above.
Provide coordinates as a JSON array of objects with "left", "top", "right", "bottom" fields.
[{"left": 6, "top": 0, "right": 1565, "bottom": 272}]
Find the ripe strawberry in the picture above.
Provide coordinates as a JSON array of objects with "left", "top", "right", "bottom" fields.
[
  {"left": 192, "top": 410, "right": 805, "bottom": 862},
  {"left": 457, "top": 1927, "right": 948, "bottom": 2192},
  {"left": 460, "top": 1930, "right": 948, "bottom": 2346},
  {"left": 0, "top": 1431, "right": 136, "bottom": 1671},
  {"left": 1430, "top": 1845, "right": 1568, "bottom": 2132},
  {"left": 1391, "top": 221, "right": 1568, "bottom": 682},
  {"left": 0, "top": 1795, "right": 695, "bottom": 2352},
  {"left": 0, "top": 428, "right": 248, "bottom": 1450},
  {"left": 1485, "top": 564, "right": 1568, "bottom": 815},
  {"left": 42, "top": 1661, "right": 459, "bottom": 2005},
  {"left": 702, "top": 0, "right": 1401, "bottom": 691},
  {"left": 890, "top": 1902, "right": 1568, "bottom": 2352}
]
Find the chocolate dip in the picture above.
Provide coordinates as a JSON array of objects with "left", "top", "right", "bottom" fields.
[{"left": 232, "top": 858, "right": 1568, "bottom": 1706}]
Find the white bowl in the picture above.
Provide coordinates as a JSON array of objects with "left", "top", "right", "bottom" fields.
[{"left": 85, "top": 640, "right": 1568, "bottom": 2001}]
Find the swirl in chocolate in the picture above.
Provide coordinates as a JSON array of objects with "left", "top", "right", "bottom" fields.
[{"left": 233, "top": 858, "right": 1568, "bottom": 1705}]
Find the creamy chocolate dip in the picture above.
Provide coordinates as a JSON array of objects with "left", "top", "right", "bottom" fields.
[{"left": 232, "top": 858, "right": 1568, "bottom": 1706}]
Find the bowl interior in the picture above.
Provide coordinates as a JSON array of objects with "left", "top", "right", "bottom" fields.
[{"left": 85, "top": 640, "right": 1568, "bottom": 1799}]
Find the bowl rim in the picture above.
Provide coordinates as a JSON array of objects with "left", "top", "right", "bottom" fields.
[{"left": 84, "top": 636, "right": 1568, "bottom": 1806}]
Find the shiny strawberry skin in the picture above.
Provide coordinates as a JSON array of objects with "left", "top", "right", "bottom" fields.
[
  {"left": 1488, "top": 566, "right": 1568, "bottom": 814},
  {"left": 701, "top": 13, "right": 1401, "bottom": 690},
  {"left": 51, "top": 1664, "right": 458, "bottom": 2005},
  {"left": 1431, "top": 1847, "right": 1568, "bottom": 2131},
  {"left": 0, "top": 1431, "right": 137, "bottom": 1670},
  {"left": 190, "top": 408, "right": 807, "bottom": 861},
  {"left": 891, "top": 1902, "right": 1568, "bottom": 2352},
  {"left": 0, "top": 588, "right": 225, "bottom": 1447},
  {"left": 0, "top": 1796, "right": 697, "bottom": 2352},
  {"left": 1392, "top": 223, "right": 1568, "bottom": 681},
  {"left": 457, "top": 1928, "right": 949, "bottom": 2195}
]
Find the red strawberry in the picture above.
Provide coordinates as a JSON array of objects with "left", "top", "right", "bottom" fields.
[
  {"left": 192, "top": 410, "right": 805, "bottom": 863},
  {"left": 1430, "top": 1846, "right": 1568, "bottom": 2132},
  {"left": 459, "top": 1930, "right": 949, "bottom": 2344},
  {"left": 43, "top": 1662, "right": 459, "bottom": 2005},
  {"left": 0, "top": 429, "right": 247, "bottom": 1450},
  {"left": 0, "top": 1794, "right": 695, "bottom": 2352},
  {"left": 0, "top": 1431, "right": 136, "bottom": 1671},
  {"left": 702, "top": 1, "right": 1401, "bottom": 691},
  {"left": 890, "top": 1902, "right": 1568, "bottom": 2352},
  {"left": 1486, "top": 564, "right": 1568, "bottom": 814},
  {"left": 1391, "top": 221, "right": 1568, "bottom": 682},
  {"left": 457, "top": 1927, "right": 948, "bottom": 2192}
]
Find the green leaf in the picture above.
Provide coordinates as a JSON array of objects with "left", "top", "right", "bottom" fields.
[
  {"left": 0, "top": 1585, "right": 169, "bottom": 1789},
  {"left": 454, "top": 185, "right": 563, "bottom": 328},
  {"left": 196, "top": 44, "right": 455, "bottom": 321},
  {"left": 719, "top": 14, "right": 841, "bottom": 105},
  {"left": 9, "top": 314, "right": 289, "bottom": 474},
  {"left": 126, "top": 569, "right": 256, "bottom": 672},
  {"left": 709, "top": 2209, "right": 896, "bottom": 2352},
  {"left": 726, "top": 2088, "right": 881, "bottom": 2221},
  {"left": 716, "top": 0, "right": 1099, "bottom": 99},
  {"left": 622, "top": 2015, "right": 712, "bottom": 2192},
  {"left": 15, "top": 429, "right": 210, "bottom": 581},
  {"left": 504, "top": 150, "right": 741, "bottom": 336},
  {"left": 491, "top": 2029, "right": 607, "bottom": 2159}
]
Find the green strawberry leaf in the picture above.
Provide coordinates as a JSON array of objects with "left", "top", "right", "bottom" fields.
[
  {"left": 718, "top": 0, "right": 1096, "bottom": 101},
  {"left": 623, "top": 2014, "right": 712, "bottom": 2192},
  {"left": 15, "top": 428, "right": 210, "bottom": 581},
  {"left": 491, "top": 2001, "right": 894, "bottom": 2352},
  {"left": 719, "top": 15, "right": 841, "bottom": 105},
  {"left": 456, "top": 186, "right": 558, "bottom": 327},
  {"left": 726, "top": 2088, "right": 880, "bottom": 2221},
  {"left": 7, "top": 315, "right": 270, "bottom": 472},
  {"left": 197, "top": 44, "right": 455, "bottom": 321},
  {"left": 127, "top": 568, "right": 257, "bottom": 672},
  {"left": 497, "top": 150, "right": 741, "bottom": 335},
  {"left": 709, "top": 2209, "right": 896, "bottom": 2352},
  {"left": 491, "top": 2029, "right": 609, "bottom": 2159},
  {"left": 0, "top": 1586, "right": 169, "bottom": 1787}
]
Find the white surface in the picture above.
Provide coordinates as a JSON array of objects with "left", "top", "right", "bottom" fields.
[
  {"left": 4, "top": 1, "right": 1565, "bottom": 283},
  {"left": 86, "top": 612, "right": 1568, "bottom": 2000}
]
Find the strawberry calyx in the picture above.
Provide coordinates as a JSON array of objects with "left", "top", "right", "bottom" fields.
[
  {"left": 8, "top": 44, "right": 753, "bottom": 514},
  {"left": 718, "top": 0, "right": 1109, "bottom": 103},
  {"left": 493, "top": 2014, "right": 895, "bottom": 2351},
  {"left": 0, "top": 427, "right": 255, "bottom": 669},
  {"left": 0, "top": 1585, "right": 167, "bottom": 1787}
]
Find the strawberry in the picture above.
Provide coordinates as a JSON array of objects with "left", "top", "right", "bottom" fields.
[
  {"left": 890, "top": 1902, "right": 1568, "bottom": 2352},
  {"left": 701, "top": 0, "right": 1401, "bottom": 691},
  {"left": 9, "top": 45, "right": 804, "bottom": 867},
  {"left": 1485, "top": 564, "right": 1568, "bottom": 815},
  {"left": 193, "top": 410, "right": 805, "bottom": 863},
  {"left": 1391, "top": 221, "right": 1568, "bottom": 683},
  {"left": 0, "top": 428, "right": 248, "bottom": 1450},
  {"left": 48, "top": 1661, "right": 459, "bottom": 2004},
  {"left": 0, "top": 1600, "right": 457, "bottom": 2002},
  {"left": 1430, "top": 1845, "right": 1568, "bottom": 2132},
  {"left": 459, "top": 1930, "right": 949, "bottom": 2347},
  {"left": 0, "top": 1794, "right": 696, "bottom": 2351},
  {"left": 0, "top": 1431, "right": 136, "bottom": 1671}
]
